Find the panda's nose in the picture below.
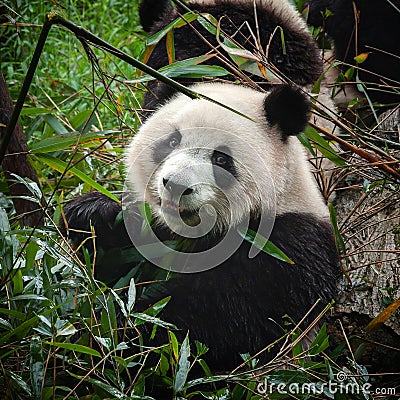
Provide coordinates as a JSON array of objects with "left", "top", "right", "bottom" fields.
[{"left": 163, "top": 178, "right": 193, "bottom": 196}]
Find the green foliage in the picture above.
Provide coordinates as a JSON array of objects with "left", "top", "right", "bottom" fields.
[{"left": 1, "top": 0, "right": 396, "bottom": 397}]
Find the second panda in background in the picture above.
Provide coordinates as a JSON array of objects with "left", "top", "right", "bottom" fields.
[
  {"left": 62, "top": 0, "right": 339, "bottom": 375},
  {"left": 305, "top": 0, "right": 400, "bottom": 106}
]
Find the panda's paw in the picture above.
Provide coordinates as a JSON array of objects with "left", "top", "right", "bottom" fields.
[{"left": 61, "top": 192, "right": 128, "bottom": 251}]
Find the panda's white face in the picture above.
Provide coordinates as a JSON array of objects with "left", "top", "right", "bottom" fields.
[
  {"left": 125, "top": 83, "right": 328, "bottom": 237},
  {"left": 148, "top": 127, "right": 271, "bottom": 236}
]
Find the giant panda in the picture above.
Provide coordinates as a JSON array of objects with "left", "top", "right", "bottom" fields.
[{"left": 62, "top": 0, "right": 338, "bottom": 373}]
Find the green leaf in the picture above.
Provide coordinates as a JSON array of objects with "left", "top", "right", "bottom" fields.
[
  {"left": 132, "top": 312, "right": 177, "bottom": 329},
  {"left": 308, "top": 323, "right": 330, "bottom": 355},
  {"left": 30, "top": 336, "right": 44, "bottom": 400},
  {"left": 127, "top": 278, "right": 136, "bottom": 313},
  {"left": 43, "top": 114, "right": 68, "bottom": 135},
  {"left": 291, "top": 331, "right": 304, "bottom": 357},
  {"left": 0, "top": 307, "right": 26, "bottom": 320},
  {"left": 30, "top": 130, "right": 116, "bottom": 153},
  {"left": 197, "top": 14, "right": 219, "bottom": 35},
  {"left": 81, "top": 376, "right": 126, "bottom": 398},
  {"left": 11, "top": 294, "right": 49, "bottom": 302},
  {"left": 139, "top": 296, "right": 171, "bottom": 320},
  {"left": 354, "top": 52, "right": 369, "bottom": 64},
  {"left": 303, "top": 125, "right": 346, "bottom": 167},
  {"left": 298, "top": 133, "right": 316, "bottom": 157},
  {"left": 69, "top": 109, "right": 95, "bottom": 132},
  {"left": 237, "top": 227, "right": 294, "bottom": 264},
  {"left": 45, "top": 342, "right": 102, "bottom": 357},
  {"left": 128, "top": 56, "right": 229, "bottom": 84},
  {"left": 169, "top": 330, "right": 179, "bottom": 361},
  {"left": 145, "top": 12, "right": 199, "bottom": 46},
  {"left": 328, "top": 203, "right": 345, "bottom": 255},
  {"left": 174, "top": 333, "right": 191, "bottom": 393},
  {"left": 12, "top": 268, "right": 23, "bottom": 295},
  {"left": 32, "top": 153, "right": 119, "bottom": 203},
  {"left": 7, "top": 370, "right": 32, "bottom": 396},
  {"left": 0, "top": 317, "right": 13, "bottom": 331},
  {"left": 20, "top": 107, "right": 50, "bottom": 116},
  {"left": 25, "top": 240, "right": 40, "bottom": 271}
]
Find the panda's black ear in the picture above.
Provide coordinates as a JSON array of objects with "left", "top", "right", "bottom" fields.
[
  {"left": 264, "top": 85, "right": 311, "bottom": 138},
  {"left": 139, "top": 0, "right": 174, "bottom": 32}
]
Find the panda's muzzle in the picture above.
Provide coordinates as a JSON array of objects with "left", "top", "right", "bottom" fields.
[
  {"left": 161, "top": 178, "right": 200, "bottom": 221},
  {"left": 162, "top": 178, "right": 193, "bottom": 197}
]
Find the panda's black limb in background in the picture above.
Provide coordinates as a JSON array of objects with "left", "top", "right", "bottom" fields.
[{"left": 304, "top": 0, "right": 400, "bottom": 104}]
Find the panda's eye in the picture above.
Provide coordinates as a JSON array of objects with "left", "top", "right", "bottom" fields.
[
  {"left": 169, "top": 136, "right": 180, "bottom": 148},
  {"left": 213, "top": 154, "right": 227, "bottom": 166}
]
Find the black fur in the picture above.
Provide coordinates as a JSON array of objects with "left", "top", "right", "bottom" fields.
[
  {"left": 61, "top": 192, "right": 129, "bottom": 251},
  {"left": 211, "top": 146, "right": 237, "bottom": 188},
  {"left": 139, "top": 213, "right": 338, "bottom": 371},
  {"left": 138, "top": 0, "right": 172, "bottom": 32},
  {"left": 140, "top": 0, "right": 323, "bottom": 112},
  {"left": 305, "top": 0, "right": 400, "bottom": 104},
  {"left": 264, "top": 85, "right": 311, "bottom": 137},
  {"left": 61, "top": 192, "right": 134, "bottom": 282},
  {"left": 63, "top": 193, "right": 338, "bottom": 371},
  {"left": 151, "top": 129, "right": 182, "bottom": 164}
]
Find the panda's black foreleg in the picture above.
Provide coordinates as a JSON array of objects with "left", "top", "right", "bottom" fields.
[
  {"left": 61, "top": 192, "right": 129, "bottom": 251},
  {"left": 61, "top": 192, "right": 136, "bottom": 282}
]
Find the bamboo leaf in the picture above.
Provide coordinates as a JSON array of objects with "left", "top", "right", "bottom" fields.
[
  {"left": 30, "top": 130, "right": 116, "bottom": 153},
  {"left": 32, "top": 153, "right": 119, "bottom": 203},
  {"left": 127, "top": 278, "right": 136, "bottom": 313},
  {"left": 237, "top": 227, "right": 294, "bottom": 264},
  {"left": 132, "top": 312, "right": 177, "bottom": 329},
  {"left": 169, "top": 331, "right": 179, "bottom": 362},
  {"left": 303, "top": 125, "right": 346, "bottom": 167},
  {"left": 354, "top": 52, "right": 369, "bottom": 64},
  {"left": 328, "top": 203, "right": 346, "bottom": 255},
  {"left": 174, "top": 333, "right": 191, "bottom": 393},
  {"left": 127, "top": 56, "right": 228, "bottom": 84},
  {"left": 7, "top": 370, "right": 32, "bottom": 396},
  {"left": 366, "top": 297, "right": 400, "bottom": 332},
  {"left": 166, "top": 29, "right": 175, "bottom": 64},
  {"left": 43, "top": 114, "right": 68, "bottom": 135},
  {"left": 45, "top": 342, "right": 102, "bottom": 357},
  {"left": 145, "top": 12, "right": 199, "bottom": 46},
  {"left": 30, "top": 336, "right": 44, "bottom": 400}
]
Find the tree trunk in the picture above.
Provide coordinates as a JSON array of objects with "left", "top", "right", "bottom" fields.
[
  {"left": 329, "top": 110, "right": 400, "bottom": 376},
  {"left": 0, "top": 71, "right": 45, "bottom": 227}
]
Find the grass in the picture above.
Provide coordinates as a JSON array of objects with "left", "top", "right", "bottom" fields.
[{"left": 0, "top": 0, "right": 399, "bottom": 398}]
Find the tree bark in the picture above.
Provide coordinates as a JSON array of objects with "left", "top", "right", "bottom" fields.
[
  {"left": 0, "top": 71, "right": 45, "bottom": 226},
  {"left": 329, "top": 112, "right": 400, "bottom": 375}
]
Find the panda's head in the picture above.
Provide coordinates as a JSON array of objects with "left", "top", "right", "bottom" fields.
[{"left": 125, "top": 84, "right": 328, "bottom": 238}]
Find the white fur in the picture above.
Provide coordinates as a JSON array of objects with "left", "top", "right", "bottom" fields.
[{"left": 125, "top": 83, "right": 329, "bottom": 233}]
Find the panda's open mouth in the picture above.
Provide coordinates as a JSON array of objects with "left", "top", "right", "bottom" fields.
[{"left": 160, "top": 198, "right": 198, "bottom": 220}]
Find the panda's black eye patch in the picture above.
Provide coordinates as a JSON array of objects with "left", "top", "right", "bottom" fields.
[
  {"left": 152, "top": 130, "right": 181, "bottom": 164},
  {"left": 212, "top": 146, "right": 236, "bottom": 188}
]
